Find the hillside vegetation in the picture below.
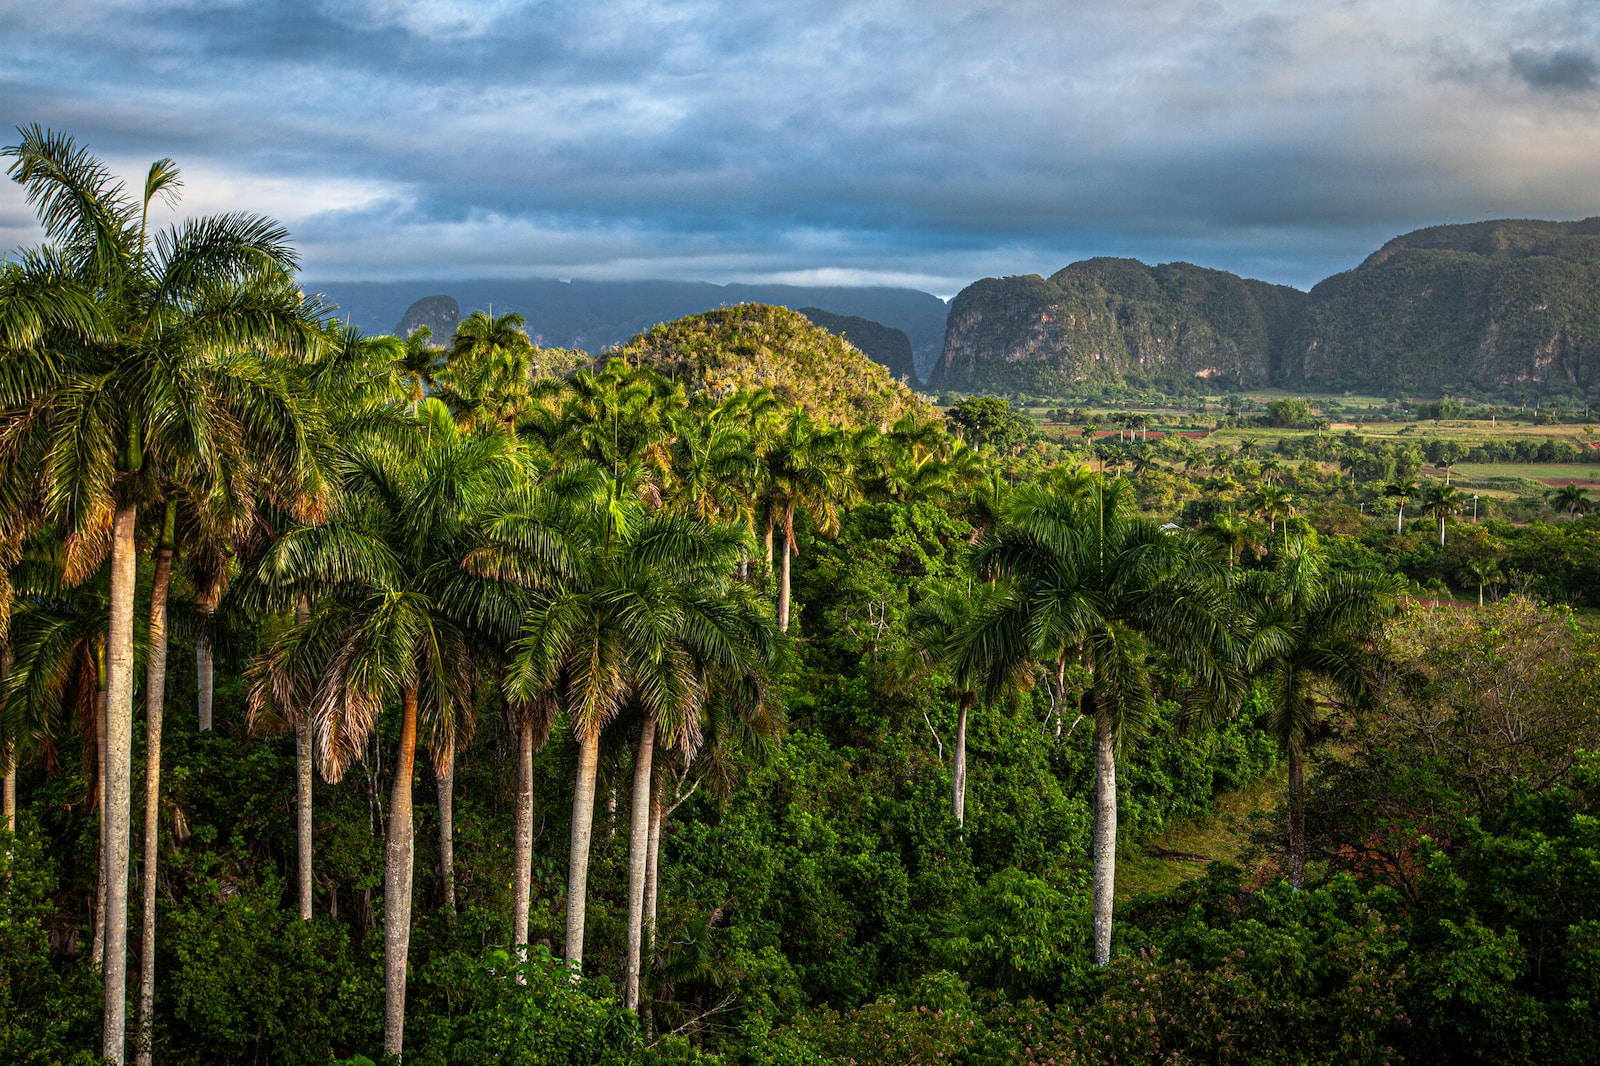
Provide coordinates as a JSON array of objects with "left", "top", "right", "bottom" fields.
[
  {"left": 939, "top": 218, "right": 1600, "bottom": 397},
  {"left": 614, "top": 303, "right": 931, "bottom": 427}
]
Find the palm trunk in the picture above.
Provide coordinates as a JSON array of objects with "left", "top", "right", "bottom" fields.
[
  {"left": 2, "top": 743, "right": 13, "bottom": 836},
  {"left": 1479, "top": 583, "right": 1485, "bottom": 608},
  {"left": 195, "top": 603, "right": 215, "bottom": 732},
  {"left": 1288, "top": 747, "right": 1305, "bottom": 891},
  {"left": 564, "top": 730, "right": 601, "bottom": 972},
  {"left": 777, "top": 508, "right": 795, "bottom": 631},
  {"left": 93, "top": 671, "right": 107, "bottom": 972},
  {"left": 1396, "top": 504, "right": 1403, "bottom": 535},
  {"left": 103, "top": 502, "right": 138, "bottom": 1065},
  {"left": 436, "top": 734, "right": 456, "bottom": 916},
  {"left": 294, "top": 718, "right": 314, "bottom": 920},
  {"left": 511, "top": 717, "right": 535, "bottom": 958},
  {"left": 953, "top": 693, "right": 972, "bottom": 825},
  {"left": 1438, "top": 517, "right": 1446, "bottom": 548},
  {"left": 294, "top": 597, "right": 313, "bottom": 922},
  {"left": 1090, "top": 695, "right": 1117, "bottom": 968},
  {"left": 763, "top": 518, "right": 774, "bottom": 571},
  {"left": 3, "top": 643, "right": 14, "bottom": 838},
  {"left": 382, "top": 686, "right": 419, "bottom": 1060},
  {"left": 134, "top": 540, "right": 174, "bottom": 1066},
  {"left": 623, "top": 713, "right": 656, "bottom": 1011},
  {"left": 643, "top": 771, "right": 662, "bottom": 960}
]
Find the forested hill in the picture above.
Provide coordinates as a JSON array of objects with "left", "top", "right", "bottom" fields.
[
  {"left": 931, "top": 258, "right": 1304, "bottom": 394},
  {"left": 933, "top": 218, "right": 1600, "bottom": 396},
  {"left": 1285, "top": 218, "right": 1600, "bottom": 393},
  {"left": 308, "top": 277, "right": 951, "bottom": 378}
]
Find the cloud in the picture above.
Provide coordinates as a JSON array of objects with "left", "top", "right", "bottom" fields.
[
  {"left": 1511, "top": 48, "right": 1599, "bottom": 92},
  {"left": 5, "top": 1, "right": 1600, "bottom": 292}
]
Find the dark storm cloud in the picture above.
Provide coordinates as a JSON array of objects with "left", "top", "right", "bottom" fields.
[
  {"left": 6, "top": 1, "right": 1600, "bottom": 293},
  {"left": 1511, "top": 48, "right": 1599, "bottom": 91}
]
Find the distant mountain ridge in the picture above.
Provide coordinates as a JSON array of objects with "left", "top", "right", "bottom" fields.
[
  {"left": 933, "top": 218, "right": 1600, "bottom": 396},
  {"left": 309, "top": 277, "right": 950, "bottom": 378}
]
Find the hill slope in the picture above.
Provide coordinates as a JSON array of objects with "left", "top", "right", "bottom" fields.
[
  {"left": 931, "top": 258, "right": 1304, "bottom": 393},
  {"left": 796, "top": 307, "right": 919, "bottom": 385},
  {"left": 613, "top": 304, "right": 930, "bottom": 427},
  {"left": 1283, "top": 218, "right": 1600, "bottom": 393}
]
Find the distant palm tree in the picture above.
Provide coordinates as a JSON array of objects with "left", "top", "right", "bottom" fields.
[
  {"left": 1548, "top": 483, "right": 1591, "bottom": 519},
  {"left": 1421, "top": 481, "right": 1464, "bottom": 547},
  {"left": 1384, "top": 479, "right": 1419, "bottom": 534},
  {"left": 1461, "top": 559, "right": 1504, "bottom": 606},
  {"left": 760, "top": 409, "right": 853, "bottom": 631},
  {"left": 1205, "top": 513, "right": 1265, "bottom": 571}
]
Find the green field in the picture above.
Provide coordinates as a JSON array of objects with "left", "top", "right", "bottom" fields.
[{"left": 1451, "top": 463, "right": 1600, "bottom": 485}]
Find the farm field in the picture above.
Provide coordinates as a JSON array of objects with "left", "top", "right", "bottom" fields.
[{"left": 1449, "top": 463, "right": 1600, "bottom": 486}]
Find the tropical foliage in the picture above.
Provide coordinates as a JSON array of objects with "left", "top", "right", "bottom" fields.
[{"left": 3, "top": 129, "right": 1599, "bottom": 1066}]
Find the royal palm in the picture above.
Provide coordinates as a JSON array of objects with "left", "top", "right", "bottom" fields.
[
  {"left": 957, "top": 475, "right": 1234, "bottom": 965},
  {"left": 0, "top": 127, "right": 322, "bottom": 1064}
]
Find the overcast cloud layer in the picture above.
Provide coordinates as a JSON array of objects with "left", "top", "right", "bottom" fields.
[{"left": 5, "top": 0, "right": 1600, "bottom": 293}]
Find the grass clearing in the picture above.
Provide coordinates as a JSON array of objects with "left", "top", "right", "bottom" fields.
[{"left": 1118, "top": 773, "right": 1283, "bottom": 901}]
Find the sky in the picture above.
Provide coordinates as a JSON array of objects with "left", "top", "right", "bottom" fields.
[{"left": 5, "top": 0, "right": 1600, "bottom": 296}]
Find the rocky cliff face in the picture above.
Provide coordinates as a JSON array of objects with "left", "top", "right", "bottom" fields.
[
  {"left": 932, "top": 259, "right": 1303, "bottom": 393},
  {"left": 1281, "top": 219, "right": 1600, "bottom": 393},
  {"left": 935, "top": 220, "right": 1600, "bottom": 397}
]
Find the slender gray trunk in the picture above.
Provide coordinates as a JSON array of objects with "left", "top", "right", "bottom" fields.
[
  {"left": 623, "top": 714, "right": 656, "bottom": 1011},
  {"left": 103, "top": 503, "right": 138, "bottom": 1064},
  {"left": 93, "top": 678, "right": 107, "bottom": 972},
  {"left": 195, "top": 605, "right": 214, "bottom": 732},
  {"left": 1396, "top": 504, "right": 1403, "bottom": 535},
  {"left": 778, "top": 510, "right": 794, "bottom": 631},
  {"left": 382, "top": 687, "right": 419, "bottom": 1059},
  {"left": 643, "top": 772, "right": 662, "bottom": 960},
  {"left": 1288, "top": 747, "right": 1305, "bottom": 891},
  {"left": 135, "top": 545, "right": 173, "bottom": 1066},
  {"left": 564, "top": 730, "right": 601, "bottom": 972},
  {"left": 294, "top": 597, "right": 313, "bottom": 922},
  {"left": 953, "top": 694, "right": 971, "bottom": 826},
  {"left": 512, "top": 717, "right": 534, "bottom": 957},
  {"left": 1091, "top": 698, "right": 1116, "bottom": 968},
  {"left": 295, "top": 719, "right": 314, "bottom": 920},
  {"left": 436, "top": 735, "right": 455, "bottom": 916}
]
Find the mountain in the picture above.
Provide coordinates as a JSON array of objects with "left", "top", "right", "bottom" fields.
[
  {"left": 612, "top": 304, "right": 930, "bottom": 428},
  {"left": 1282, "top": 219, "right": 1600, "bottom": 393},
  {"left": 796, "top": 307, "right": 919, "bottom": 385},
  {"left": 308, "top": 277, "right": 950, "bottom": 378},
  {"left": 933, "top": 219, "right": 1600, "bottom": 397},
  {"left": 395, "top": 294, "right": 460, "bottom": 341},
  {"left": 931, "top": 258, "right": 1304, "bottom": 393}
]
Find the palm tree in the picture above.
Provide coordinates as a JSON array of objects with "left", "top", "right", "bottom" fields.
[
  {"left": 250, "top": 399, "right": 526, "bottom": 1059},
  {"left": 1420, "top": 481, "right": 1463, "bottom": 547},
  {"left": 494, "top": 471, "right": 767, "bottom": 1000},
  {"left": 1383, "top": 479, "right": 1418, "bottom": 534},
  {"left": 760, "top": 408, "right": 853, "bottom": 631},
  {"left": 956, "top": 475, "right": 1235, "bottom": 965},
  {"left": 0, "top": 127, "right": 323, "bottom": 1064},
  {"left": 1461, "top": 559, "right": 1504, "bottom": 606},
  {"left": 1235, "top": 539, "right": 1396, "bottom": 888},
  {"left": 901, "top": 579, "right": 1015, "bottom": 824},
  {"left": 1548, "top": 483, "right": 1591, "bottom": 520},
  {"left": 1204, "top": 512, "right": 1264, "bottom": 571}
]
